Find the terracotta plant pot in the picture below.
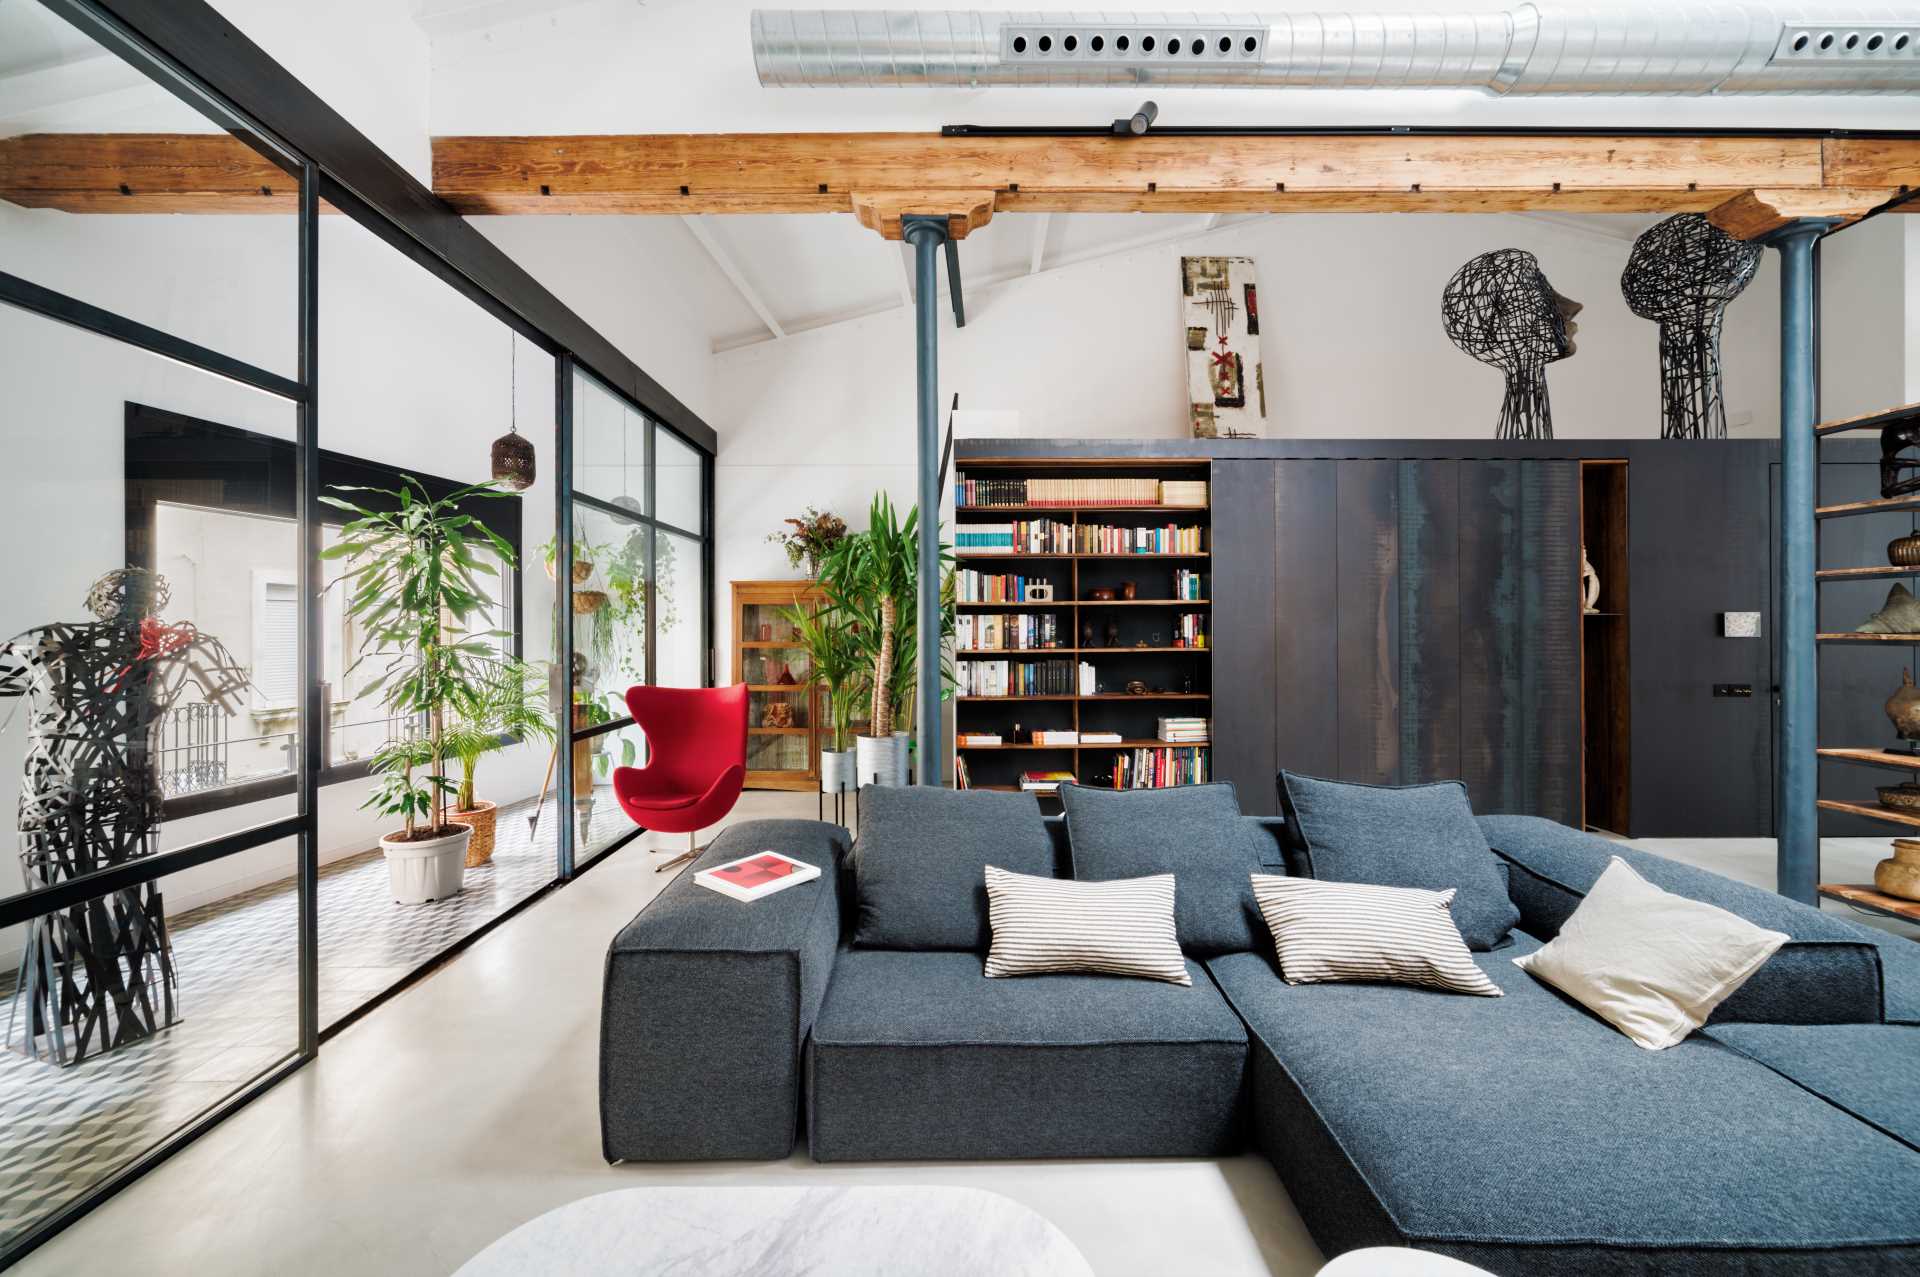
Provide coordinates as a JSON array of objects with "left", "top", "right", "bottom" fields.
[
  {"left": 380, "top": 824, "right": 471, "bottom": 904},
  {"left": 572, "top": 589, "right": 609, "bottom": 615},
  {"left": 544, "top": 557, "right": 593, "bottom": 585},
  {"left": 449, "top": 799, "right": 498, "bottom": 867}
]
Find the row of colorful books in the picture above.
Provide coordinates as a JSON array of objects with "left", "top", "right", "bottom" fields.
[
  {"left": 1173, "top": 613, "right": 1209, "bottom": 648},
  {"left": 954, "top": 518, "right": 1073, "bottom": 555},
  {"left": 1073, "top": 523, "right": 1206, "bottom": 555},
  {"left": 956, "top": 476, "right": 1168, "bottom": 507},
  {"left": 1107, "top": 746, "right": 1210, "bottom": 789},
  {"left": 956, "top": 569, "right": 1053, "bottom": 602},
  {"left": 1173, "top": 569, "right": 1207, "bottom": 600},
  {"left": 957, "top": 612, "right": 1063, "bottom": 651},
  {"left": 956, "top": 658, "right": 1096, "bottom": 698},
  {"left": 1158, "top": 716, "right": 1210, "bottom": 743}
]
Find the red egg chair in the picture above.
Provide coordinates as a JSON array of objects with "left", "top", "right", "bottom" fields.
[{"left": 611, "top": 684, "right": 748, "bottom": 872}]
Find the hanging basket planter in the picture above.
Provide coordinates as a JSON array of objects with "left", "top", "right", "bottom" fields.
[{"left": 572, "top": 589, "right": 609, "bottom": 615}]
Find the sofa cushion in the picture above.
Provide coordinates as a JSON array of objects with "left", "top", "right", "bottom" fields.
[
  {"left": 1059, "top": 782, "right": 1283, "bottom": 955},
  {"left": 851, "top": 786, "right": 1054, "bottom": 951},
  {"left": 1703, "top": 1023, "right": 1920, "bottom": 1152},
  {"left": 1251, "top": 876, "right": 1502, "bottom": 998},
  {"left": 1207, "top": 939, "right": 1920, "bottom": 1274},
  {"left": 983, "top": 865, "right": 1189, "bottom": 985},
  {"left": 1276, "top": 772, "right": 1518, "bottom": 951},
  {"left": 1480, "top": 815, "right": 1894, "bottom": 1025},
  {"left": 807, "top": 948, "right": 1246, "bottom": 1161}
]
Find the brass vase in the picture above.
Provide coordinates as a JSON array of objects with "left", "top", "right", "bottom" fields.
[
  {"left": 1875, "top": 839, "right": 1920, "bottom": 902},
  {"left": 1887, "top": 669, "right": 1920, "bottom": 749},
  {"left": 1891, "top": 533, "right": 1920, "bottom": 567}
]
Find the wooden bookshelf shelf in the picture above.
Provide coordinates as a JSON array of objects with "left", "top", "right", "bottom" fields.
[
  {"left": 1817, "top": 632, "right": 1920, "bottom": 643},
  {"left": 1813, "top": 399, "right": 1920, "bottom": 438},
  {"left": 1816, "top": 494, "right": 1920, "bottom": 519},
  {"left": 1817, "top": 566, "right": 1920, "bottom": 582},
  {"left": 1816, "top": 747, "right": 1920, "bottom": 771},
  {"left": 1815, "top": 797, "right": 1920, "bottom": 829},
  {"left": 1818, "top": 883, "right": 1920, "bottom": 923},
  {"left": 953, "top": 458, "right": 1213, "bottom": 792}
]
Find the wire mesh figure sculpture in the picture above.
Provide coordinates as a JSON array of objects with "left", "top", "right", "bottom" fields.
[
  {"left": 1621, "top": 213, "right": 1762, "bottom": 440},
  {"left": 1441, "top": 248, "right": 1582, "bottom": 441},
  {"left": 1882, "top": 417, "right": 1920, "bottom": 500},
  {"left": 1, "top": 569, "right": 248, "bottom": 1066}
]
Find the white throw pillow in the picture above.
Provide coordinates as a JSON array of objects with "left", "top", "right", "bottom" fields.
[
  {"left": 1249, "top": 875, "right": 1502, "bottom": 997},
  {"left": 983, "top": 865, "right": 1190, "bottom": 985},
  {"left": 1513, "top": 856, "right": 1789, "bottom": 1050}
]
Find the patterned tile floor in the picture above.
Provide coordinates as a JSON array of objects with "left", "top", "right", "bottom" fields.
[{"left": 0, "top": 791, "right": 636, "bottom": 1254}]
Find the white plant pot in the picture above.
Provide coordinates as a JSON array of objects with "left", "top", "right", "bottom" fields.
[
  {"left": 380, "top": 825, "right": 472, "bottom": 904},
  {"left": 820, "top": 748, "right": 855, "bottom": 794},
  {"left": 855, "top": 734, "right": 905, "bottom": 788},
  {"left": 892, "top": 730, "right": 913, "bottom": 786}
]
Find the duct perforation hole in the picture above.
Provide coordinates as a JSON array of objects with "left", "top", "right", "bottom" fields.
[
  {"left": 1243, "top": 36, "right": 1258, "bottom": 54},
  {"left": 1792, "top": 33, "right": 1810, "bottom": 52},
  {"left": 1191, "top": 37, "right": 1205, "bottom": 55},
  {"left": 1090, "top": 34, "right": 1103, "bottom": 53},
  {"left": 1141, "top": 35, "right": 1155, "bottom": 53},
  {"left": 1011, "top": 34, "right": 1027, "bottom": 54},
  {"left": 1167, "top": 35, "right": 1181, "bottom": 55},
  {"left": 1037, "top": 34, "right": 1052, "bottom": 54},
  {"left": 1115, "top": 34, "right": 1129, "bottom": 52},
  {"left": 1867, "top": 33, "right": 1883, "bottom": 52},
  {"left": 1063, "top": 34, "right": 1077, "bottom": 52},
  {"left": 1819, "top": 32, "right": 1835, "bottom": 50}
]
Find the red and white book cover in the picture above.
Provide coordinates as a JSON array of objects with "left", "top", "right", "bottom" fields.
[{"left": 693, "top": 850, "right": 822, "bottom": 903}]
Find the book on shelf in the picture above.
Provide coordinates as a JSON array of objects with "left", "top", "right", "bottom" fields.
[
  {"left": 957, "top": 658, "right": 1078, "bottom": 697},
  {"left": 1032, "top": 730, "right": 1080, "bottom": 746},
  {"left": 1020, "top": 769, "right": 1076, "bottom": 793},
  {"left": 956, "top": 568, "right": 1054, "bottom": 603},
  {"left": 693, "top": 850, "right": 823, "bottom": 902},
  {"left": 1175, "top": 612, "right": 1208, "bottom": 648},
  {"left": 1073, "top": 523, "right": 1206, "bottom": 555},
  {"left": 1161, "top": 480, "right": 1209, "bottom": 508},
  {"left": 956, "top": 756, "right": 972, "bottom": 789},
  {"left": 1079, "top": 661, "right": 1098, "bottom": 696},
  {"left": 954, "top": 517, "right": 1073, "bottom": 556},
  {"left": 956, "top": 733, "right": 1004, "bottom": 747},
  {"left": 1081, "top": 731, "right": 1123, "bottom": 744},
  {"left": 1157, "top": 716, "right": 1211, "bottom": 743},
  {"left": 1105, "top": 746, "right": 1210, "bottom": 790},
  {"left": 957, "top": 476, "right": 1163, "bottom": 508},
  {"left": 1173, "top": 568, "right": 1206, "bottom": 600},
  {"left": 957, "top": 611, "right": 1060, "bottom": 651}
]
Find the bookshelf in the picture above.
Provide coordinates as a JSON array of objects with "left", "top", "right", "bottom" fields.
[
  {"left": 952, "top": 459, "right": 1213, "bottom": 800},
  {"left": 731, "top": 579, "right": 827, "bottom": 791}
]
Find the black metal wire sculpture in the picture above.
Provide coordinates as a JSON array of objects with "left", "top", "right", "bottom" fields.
[
  {"left": 1441, "top": 248, "right": 1581, "bottom": 441},
  {"left": 1, "top": 569, "right": 248, "bottom": 1066},
  {"left": 1882, "top": 418, "right": 1920, "bottom": 499},
  {"left": 1621, "top": 213, "right": 1762, "bottom": 440}
]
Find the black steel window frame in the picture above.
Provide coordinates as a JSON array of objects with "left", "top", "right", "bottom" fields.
[
  {"left": 562, "top": 365, "right": 717, "bottom": 876},
  {"left": 2, "top": 0, "right": 719, "bottom": 1264},
  {"left": 122, "top": 401, "right": 529, "bottom": 820}
]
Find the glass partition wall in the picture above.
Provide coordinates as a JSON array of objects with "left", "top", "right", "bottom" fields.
[
  {"left": 564, "top": 368, "right": 714, "bottom": 867},
  {"left": 0, "top": 0, "right": 713, "bottom": 1260}
]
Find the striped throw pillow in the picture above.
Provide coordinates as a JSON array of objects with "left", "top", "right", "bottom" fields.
[
  {"left": 983, "top": 865, "right": 1190, "bottom": 985},
  {"left": 1250, "top": 875, "right": 1502, "bottom": 998}
]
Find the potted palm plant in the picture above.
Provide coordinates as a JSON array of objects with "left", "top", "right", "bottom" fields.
[
  {"left": 785, "top": 602, "right": 863, "bottom": 793},
  {"left": 324, "top": 476, "right": 515, "bottom": 904},
  {"left": 445, "top": 657, "right": 555, "bottom": 867},
  {"left": 818, "top": 494, "right": 950, "bottom": 788}
]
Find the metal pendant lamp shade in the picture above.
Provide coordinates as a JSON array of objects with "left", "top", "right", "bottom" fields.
[{"left": 491, "top": 335, "right": 536, "bottom": 490}]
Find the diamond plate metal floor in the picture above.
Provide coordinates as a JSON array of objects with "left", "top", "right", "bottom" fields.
[{"left": 0, "top": 791, "right": 635, "bottom": 1255}]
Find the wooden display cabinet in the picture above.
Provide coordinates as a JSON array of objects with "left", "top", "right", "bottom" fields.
[{"left": 732, "top": 579, "right": 827, "bottom": 790}]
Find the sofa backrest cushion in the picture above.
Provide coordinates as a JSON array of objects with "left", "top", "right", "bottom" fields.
[
  {"left": 1480, "top": 814, "right": 1887, "bottom": 1026},
  {"left": 1059, "top": 782, "right": 1284, "bottom": 956},
  {"left": 851, "top": 785, "right": 1055, "bottom": 951},
  {"left": 1277, "top": 772, "right": 1519, "bottom": 951}
]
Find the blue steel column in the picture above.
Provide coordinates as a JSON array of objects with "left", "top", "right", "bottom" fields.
[
  {"left": 903, "top": 216, "right": 949, "bottom": 786},
  {"left": 1770, "top": 221, "right": 1827, "bottom": 906}
]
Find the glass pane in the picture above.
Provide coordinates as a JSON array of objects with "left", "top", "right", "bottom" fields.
[
  {"left": 655, "top": 426, "right": 704, "bottom": 534},
  {"left": 571, "top": 371, "right": 646, "bottom": 512},
  {"left": 0, "top": 4, "right": 299, "bottom": 377},
  {"left": 654, "top": 528, "right": 704, "bottom": 687},
  {"left": 0, "top": 839, "right": 299, "bottom": 1255},
  {"left": 570, "top": 503, "right": 650, "bottom": 696}
]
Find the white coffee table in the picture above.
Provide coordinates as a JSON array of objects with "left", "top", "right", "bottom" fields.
[{"left": 454, "top": 1185, "right": 1094, "bottom": 1276}]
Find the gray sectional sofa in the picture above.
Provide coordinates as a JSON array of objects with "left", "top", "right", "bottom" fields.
[{"left": 601, "top": 791, "right": 1920, "bottom": 1276}]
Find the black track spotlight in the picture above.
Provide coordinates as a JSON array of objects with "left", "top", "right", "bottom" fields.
[{"left": 1113, "top": 100, "right": 1159, "bottom": 136}]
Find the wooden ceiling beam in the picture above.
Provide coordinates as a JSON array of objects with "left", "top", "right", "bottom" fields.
[
  {"left": 1706, "top": 187, "right": 1903, "bottom": 239},
  {"left": 0, "top": 132, "right": 298, "bottom": 213}
]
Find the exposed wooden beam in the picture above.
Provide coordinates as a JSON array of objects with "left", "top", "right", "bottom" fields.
[
  {"left": 1706, "top": 187, "right": 1900, "bottom": 240},
  {"left": 851, "top": 189, "right": 995, "bottom": 241},
  {"left": 679, "top": 213, "right": 784, "bottom": 340},
  {"left": 1028, "top": 211, "right": 1050, "bottom": 275},
  {"left": 0, "top": 132, "right": 294, "bottom": 212}
]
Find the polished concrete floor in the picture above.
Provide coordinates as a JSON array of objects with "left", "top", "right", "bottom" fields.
[{"left": 14, "top": 792, "right": 1915, "bottom": 1276}]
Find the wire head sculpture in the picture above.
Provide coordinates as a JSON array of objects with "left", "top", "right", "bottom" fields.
[
  {"left": 1882, "top": 418, "right": 1920, "bottom": 500},
  {"left": 1620, "top": 213, "right": 1762, "bottom": 440},
  {"left": 1441, "top": 248, "right": 1582, "bottom": 441},
  {"left": 84, "top": 567, "right": 169, "bottom": 622}
]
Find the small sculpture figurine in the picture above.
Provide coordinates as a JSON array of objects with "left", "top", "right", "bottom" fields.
[
  {"left": 1887, "top": 669, "right": 1920, "bottom": 752},
  {"left": 1881, "top": 417, "right": 1920, "bottom": 501},
  {"left": 1581, "top": 549, "right": 1602, "bottom": 614},
  {"left": 1857, "top": 584, "right": 1920, "bottom": 636}
]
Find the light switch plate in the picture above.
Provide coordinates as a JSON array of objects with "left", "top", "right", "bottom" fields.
[{"left": 1721, "top": 611, "right": 1761, "bottom": 638}]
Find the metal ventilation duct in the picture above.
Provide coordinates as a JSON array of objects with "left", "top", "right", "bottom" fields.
[{"left": 750, "top": 6, "right": 1920, "bottom": 93}]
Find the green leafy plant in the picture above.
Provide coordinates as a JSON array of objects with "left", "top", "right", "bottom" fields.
[
  {"left": 573, "top": 688, "right": 636, "bottom": 777},
  {"left": 817, "top": 494, "right": 951, "bottom": 738},
  {"left": 767, "top": 506, "right": 848, "bottom": 575},
  {"left": 443, "top": 657, "right": 556, "bottom": 812},
  {"left": 784, "top": 602, "right": 865, "bottom": 751},
  {"left": 322, "top": 476, "right": 514, "bottom": 841}
]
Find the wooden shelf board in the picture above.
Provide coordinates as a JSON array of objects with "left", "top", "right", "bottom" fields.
[
  {"left": 1582, "top": 611, "right": 1625, "bottom": 618},
  {"left": 1814, "top": 400, "right": 1920, "bottom": 438},
  {"left": 958, "top": 739, "right": 1212, "bottom": 751},
  {"left": 748, "top": 726, "right": 810, "bottom": 736},
  {"left": 957, "top": 647, "right": 1206, "bottom": 656},
  {"left": 1818, "top": 883, "right": 1920, "bottom": 923},
  {"left": 1815, "top": 798, "right": 1920, "bottom": 829},
  {"left": 1816, "top": 565, "right": 1920, "bottom": 582},
  {"left": 1817, "top": 747, "right": 1920, "bottom": 771},
  {"left": 956, "top": 504, "right": 1211, "bottom": 514},
  {"left": 1815, "top": 494, "right": 1920, "bottom": 519},
  {"left": 1817, "top": 632, "right": 1920, "bottom": 642},
  {"left": 956, "top": 599, "right": 1210, "bottom": 609}
]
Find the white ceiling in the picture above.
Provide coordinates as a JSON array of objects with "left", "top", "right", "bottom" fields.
[{"left": 0, "top": 1, "right": 1883, "bottom": 354}]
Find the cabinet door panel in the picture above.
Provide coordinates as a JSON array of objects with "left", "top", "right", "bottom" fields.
[
  {"left": 1211, "top": 459, "right": 1280, "bottom": 813},
  {"left": 1336, "top": 461, "right": 1402, "bottom": 784},
  {"left": 1273, "top": 461, "right": 1338, "bottom": 792},
  {"left": 1398, "top": 460, "right": 1463, "bottom": 786}
]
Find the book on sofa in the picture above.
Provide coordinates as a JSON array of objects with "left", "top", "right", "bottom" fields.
[{"left": 693, "top": 850, "right": 821, "bottom": 902}]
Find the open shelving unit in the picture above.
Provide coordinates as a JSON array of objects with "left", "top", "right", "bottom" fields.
[
  {"left": 952, "top": 458, "right": 1213, "bottom": 800},
  {"left": 1579, "top": 460, "right": 1630, "bottom": 835},
  {"left": 1806, "top": 398, "right": 1920, "bottom": 925}
]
